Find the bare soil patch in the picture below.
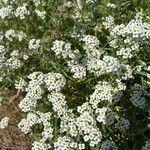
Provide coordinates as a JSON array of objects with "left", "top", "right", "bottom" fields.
[{"left": 0, "top": 90, "right": 32, "bottom": 150}]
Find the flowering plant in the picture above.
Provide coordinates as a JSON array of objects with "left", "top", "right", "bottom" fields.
[{"left": 0, "top": 0, "right": 150, "bottom": 149}]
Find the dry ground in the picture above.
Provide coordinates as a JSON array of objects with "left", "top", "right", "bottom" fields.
[{"left": 0, "top": 90, "right": 32, "bottom": 150}]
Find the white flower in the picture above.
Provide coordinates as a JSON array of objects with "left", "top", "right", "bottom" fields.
[
  {"left": 82, "top": 35, "right": 99, "bottom": 49},
  {"left": 32, "top": 0, "right": 42, "bottom": 6},
  {"left": 6, "top": 57, "right": 22, "bottom": 69},
  {"left": 28, "top": 72, "right": 44, "bottom": 85},
  {"left": 120, "top": 64, "right": 133, "bottom": 80},
  {"left": 95, "top": 107, "right": 115, "bottom": 125},
  {"left": 51, "top": 40, "right": 76, "bottom": 59},
  {"left": 5, "top": 29, "right": 16, "bottom": 41},
  {"left": 110, "top": 14, "right": 150, "bottom": 40},
  {"left": 42, "top": 127, "right": 53, "bottom": 142},
  {"left": 60, "top": 111, "right": 77, "bottom": 137},
  {"left": 17, "top": 31, "right": 26, "bottom": 41},
  {"left": 29, "top": 39, "right": 41, "bottom": 50},
  {"left": 32, "top": 141, "right": 51, "bottom": 150},
  {"left": 18, "top": 112, "right": 39, "bottom": 134},
  {"left": 10, "top": 50, "right": 19, "bottom": 57},
  {"left": 23, "top": 54, "right": 29, "bottom": 60},
  {"left": 70, "top": 142, "right": 78, "bottom": 149},
  {"left": 0, "top": 45, "right": 5, "bottom": 54},
  {"left": 44, "top": 73, "right": 66, "bottom": 92},
  {"left": 90, "top": 81, "right": 122, "bottom": 108},
  {"left": 87, "top": 56, "right": 121, "bottom": 76},
  {"left": 19, "top": 97, "right": 37, "bottom": 112},
  {"left": 147, "top": 66, "right": 150, "bottom": 71},
  {"left": 117, "top": 48, "right": 133, "bottom": 59},
  {"left": 51, "top": 40, "right": 65, "bottom": 56},
  {"left": 78, "top": 143, "right": 85, "bottom": 150},
  {"left": 115, "top": 118, "right": 130, "bottom": 133},
  {"left": 26, "top": 84, "right": 44, "bottom": 99},
  {"left": 37, "top": 112, "right": 51, "bottom": 124},
  {"left": 76, "top": 110, "right": 102, "bottom": 146},
  {"left": 48, "top": 92, "right": 67, "bottom": 117},
  {"left": 70, "top": 64, "right": 86, "bottom": 79},
  {"left": 106, "top": 2, "right": 116, "bottom": 8},
  {"left": 101, "top": 140, "right": 118, "bottom": 150},
  {"left": 0, "top": 32, "right": 3, "bottom": 41},
  {"left": 130, "top": 84, "right": 146, "bottom": 109},
  {"left": 35, "top": 9, "right": 46, "bottom": 19},
  {"left": 15, "top": 3, "right": 29, "bottom": 19},
  {"left": 142, "top": 141, "right": 150, "bottom": 150},
  {"left": 15, "top": 78, "right": 27, "bottom": 90},
  {"left": 103, "top": 15, "right": 115, "bottom": 29},
  {"left": 26, "top": 112, "right": 39, "bottom": 126},
  {"left": 54, "top": 136, "right": 72, "bottom": 150},
  {"left": 103, "top": 56, "right": 121, "bottom": 73},
  {"left": 87, "top": 58, "right": 106, "bottom": 76},
  {"left": 0, "top": 5, "right": 13, "bottom": 19},
  {"left": 0, "top": 117, "right": 9, "bottom": 129},
  {"left": 77, "top": 102, "right": 93, "bottom": 114}
]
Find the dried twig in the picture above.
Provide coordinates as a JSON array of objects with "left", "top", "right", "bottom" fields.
[{"left": 7, "top": 90, "right": 21, "bottom": 111}]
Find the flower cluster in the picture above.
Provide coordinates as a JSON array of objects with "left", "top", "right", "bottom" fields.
[
  {"left": 15, "top": 78, "right": 27, "bottom": 90},
  {"left": 35, "top": 9, "right": 46, "bottom": 19},
  {"left": 44, "top": 73, "right": 66, "bottom": 92},
  {"left": 15, "top": 3, "right": 29, "bottom": 19},
  {"left": 51, "top": 40, "right": 85, "bottom": 79},
  {"left": 130, "top": 84, "right": 146, "bottom": 109},
  {"left": 90, "top": 80, "right": 124, "bottom": 108},
  {"left": 29, "top": 39, "right": 41, "bottom": 50},
  {"left": 0, "top": 0, "right": 150, "bottom": 149},
  {"left": 101, "top": 140, "right": 118, "bottom": 150},
  {"left": 5, "top": 29, "right": 26, "bottom": 41},
  {"left": 76, "top": 103, "right": 103, "bottom": 147},
  {"left": 32, "top": 141, "right": 51, "bottom": 150},
  {"left": 0, "top": 117, "right": 9, "bottom": 129},
  {"left": 103, "top": 15, "right": 115, "bottom": 29},
  {"left": 142, "top": 141, "right": 150, "bottom": 150},
  {"left": 95, "top": 107, "right": 115, "bottom": 125},
  {"left": 48, "top": 92, "right": 66, "bottom": 117},
  {"left": 0, "top": 5, "right": 13, "bottom": 19},
  {"left": 115, "top": 117, "right": 130, "bottom": 133}
]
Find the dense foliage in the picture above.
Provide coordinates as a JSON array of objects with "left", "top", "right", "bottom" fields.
[{"left": 0, "top": 0, "right": 150, "bottom": 149}]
